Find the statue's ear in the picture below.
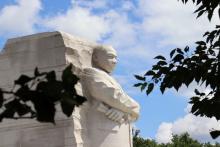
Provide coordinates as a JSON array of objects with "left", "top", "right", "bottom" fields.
[{"left": 92, "top": 53, "right": 99, "bottom": 64}]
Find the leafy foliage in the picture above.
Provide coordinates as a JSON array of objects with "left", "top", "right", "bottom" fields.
[
  {"left": 0, "top": 64, "right": 86, "bottom": 123},
  {"left": 180, "top": 0, "right": 220, "bottom": 21},
  {"left": 133, "top": 131, "right": 220, "bottom": 147},
  {"left": 135, "top": 0, "right": 220, "bottom": 139}
]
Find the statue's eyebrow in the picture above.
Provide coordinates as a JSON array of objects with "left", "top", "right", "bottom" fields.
[{"left": 107, "top": 53, "right": 117, "bottom": 57}]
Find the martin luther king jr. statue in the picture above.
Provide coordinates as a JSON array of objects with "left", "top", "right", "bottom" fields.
[
  {"left": 0, "top": 31, "right": 139, "bottom": 147},
  {"left": 79, "top": 45, "right": 140, "bottom": 147}
]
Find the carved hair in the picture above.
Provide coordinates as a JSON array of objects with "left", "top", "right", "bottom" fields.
[
  {"left": 92, "top": 45, "right": 115, "bottom": 67},
  {"left": 92, "top": 45, "right": 114, "bottom": 55}
]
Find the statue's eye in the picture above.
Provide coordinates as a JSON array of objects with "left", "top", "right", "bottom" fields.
[{"left": 107, "top": 54, "right": 117, "bottom": 59}]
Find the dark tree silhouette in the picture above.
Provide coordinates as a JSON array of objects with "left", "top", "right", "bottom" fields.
[
  {"left": 0, "top": 64, "right": 86, "bottom": 123},
  {"left": 135, "top": 0, "right": 220, "bottom": 139}
]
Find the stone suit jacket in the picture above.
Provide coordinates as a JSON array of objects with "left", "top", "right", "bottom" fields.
[
  {"left": 81, "top": 67, "right": 139, "bottom": 117},
  {"left": 78, "top": 67, "right": 138, "bottom": 147}
]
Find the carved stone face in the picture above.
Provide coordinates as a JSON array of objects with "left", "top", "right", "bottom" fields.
[{"left": 93, "top": 46, "right": 117, "bottom": 73}]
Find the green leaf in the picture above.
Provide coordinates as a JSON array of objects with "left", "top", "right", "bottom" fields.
[
  {"left": 15, "top": 75, "right": 32, "bottom": 86},
  {"left": 133, "top": 83, "right": 142, "bottom": 87},
  {"left": 219, "top": 8, "right": 220, "bottom": 20},
  {"left": 208, "top": 49, "right": 215, "bottom": 55},
  {"left": 34, "top": 67, "right": 46, "bottom": 77},
  {"left": 196, "top": 10, "right": 205, "bottom": 18},
  {"left": 15, "top": 85, "right": 31, "bottom": 102},
  {"left": 210, "top": 130, "right": 220, "bottom": 139},
  {"left": 75, "top": 95, "right": 87, "bottom": 106},
  {"left": 173, "top": 80, "right": 182, "bottom": 91},
  {"left": 195, "top": 41, "right": 206, "bottom": 45},
  {"left": 203, "top": 31, "right": 209, "bottom": 37},
  {"left": 184, "top": 74, "right": 193, "bottom": 87},
  {"left": 196, "top": 0, "right": 202, "bottom": 5},
  {"left": 189, "top": 96, "right": 200, "bottom": 104},
  {"left": 160, "top": 67, "right": 169, "bottom": 74},
  {"left": 157, "top": 61, "right": 167, "bottom": 66},
  {"left": 191, "top": 103, "right": 199, "bottom": 114},
  {"left": 160, "top": 84, "right": 166, "bottom": 94},
  {"left": 3, "top": 100, "right": 20, "bottom": 118},
  {"left": 176, "top": 48, "right": 184, "bottom": 54},
  {"left": 141, "top": 83, "right": 147, "bottom": 92},
  {"left": 46, "top": 71, "right": 56, "bottom": 82},
  {"left": 62, "top": 64, "right": 79, "bottom": 91},
  {"left": 144, "top": 70, "right": 155, "bottom": 76},
  {"left": 172, "top": 54, "right": 184, "bottom": 62},
  {"left": 0, "top": 114, "right": 3, "bottom": 122},
  {"left": 146, "top": 83, "right": 154, "bottom": 95},
  {"left": 32, "top": 96, "right": 56, "bottom": 123},
  {"left": 37, "top": 81, "right": 63, "bottom": 102},
  {"left": 134, "top": 75, "right": 146, "bottom": 81},
  {"left": 154, "top": 55, "right": 166, "bottom": 60},
  {"left": 213, "top": 41, "right": 220, "bottom": 48},
  {"left": 1, "top": 109, "right": 15, "bottom": 119},
  {"left": 195, "top": 74, "right": 201, "bottom": 83},
  {"left": 13, "top": 100, "right": 32, "bottom": 116},
  {"left": 34, "top": 67, "right": 40, "bottom": 76},
  {"left": 194, "top": 5, "right": 205, "bottom": 13},
  {"left": 194, "top": 89, "right": 201, "bottom": 95},
  {"left": 152, "top": 65, "right": 160, "bottom": 70},
  {"left": 4, "top": 100, "right": 16, "bottom": 109},
  {"left": 170, "top": 49, "right": 176, "bottom": 58},
  {"left": 60, "top": 92, "right": 76, "bottom": 117},
  {"left": 208, "top": 10, "right": 213, "bottom": 21}
]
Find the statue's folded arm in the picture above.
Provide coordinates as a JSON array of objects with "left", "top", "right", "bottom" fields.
[{"left": 81, "top": 68, "right": 140, "bottom": 121}]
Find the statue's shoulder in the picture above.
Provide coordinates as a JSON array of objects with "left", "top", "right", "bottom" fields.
[{"left": 82, "top": 67, "right": 105, "bottom": 77}]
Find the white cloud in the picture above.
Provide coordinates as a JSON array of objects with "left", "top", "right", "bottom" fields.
[
  {"left": 156, "top": 113, "right": 220, "bottom": 143},
  {"left": 42, "top": 5, "right": 109, "bottom": 41},
  {"left": 121, "top": 1, "right": 135, "bottom": 11},
  {"left": 55, "top": 1, "right": 141, "bottom": 56},
  {"left": 156, "top": 122, "right": 173, "bottom": 144},
  {"left": 139, "top": 0, "right": 218, "bottom": 47},
  {"left": 100, "top": 8, "right": 153, "bottom": 64},
  {"left": 0, "top": 0, "right": 41, "bottom": 36},
  {"left": 184, "top": 104, "right": 192, "bottom": 113},
  {"left": 42, "top": 0, "right": 153, "bottom": 64},
  {"left": 102, "top": 10, "right": 138, "bottom": 49},
  {"left": 170, "top": 81, "right": 212, "bottom": 100}
]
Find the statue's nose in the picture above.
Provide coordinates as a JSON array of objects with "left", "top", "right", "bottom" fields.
[{"left": 112, "top": 59, "right": 117, "bottom": 64}]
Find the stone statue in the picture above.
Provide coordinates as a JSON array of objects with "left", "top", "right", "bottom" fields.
[
  {"left": 0, "top": 31, "right": 140, "bottom": 147},
  {"left": 78, "top": 45, "right": 140, "bottom": 147}
]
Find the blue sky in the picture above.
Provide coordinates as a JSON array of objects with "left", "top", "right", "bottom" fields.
[{"left": 0, "top": 0, "right": 219, "bottom": 143}]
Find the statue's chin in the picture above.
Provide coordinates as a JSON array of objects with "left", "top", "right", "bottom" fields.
[
  {"left": 105, "top": 68, "right": 114, "bottom": 74},
  {"left": 100, "top": 66, "right": 114, "bottom": 73}
]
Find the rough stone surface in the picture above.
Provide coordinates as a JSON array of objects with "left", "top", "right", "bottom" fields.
[{"left": 0, "top": 31, "right": 140, "bottom": 147}]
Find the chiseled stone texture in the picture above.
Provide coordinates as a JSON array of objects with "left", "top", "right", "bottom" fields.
[
  {"left": 0, "top": 31, "right": 96, "bottom": 147},
  {"left": 0, "top": 31, "right": 139, "bottom": 147}
]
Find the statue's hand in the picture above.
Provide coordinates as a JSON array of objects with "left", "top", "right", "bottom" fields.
[
  {"left": 105, "top": 108, "right": 125, "bottom": 124},
  {"left": 96, "top": 102, "right": 137, "bottom": 123},
  {"left": 123, "top": 113, "right": 138, "bottom": 122},
  {"left": 96, "top": 102, "right": 109, "bottom": 113}
]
